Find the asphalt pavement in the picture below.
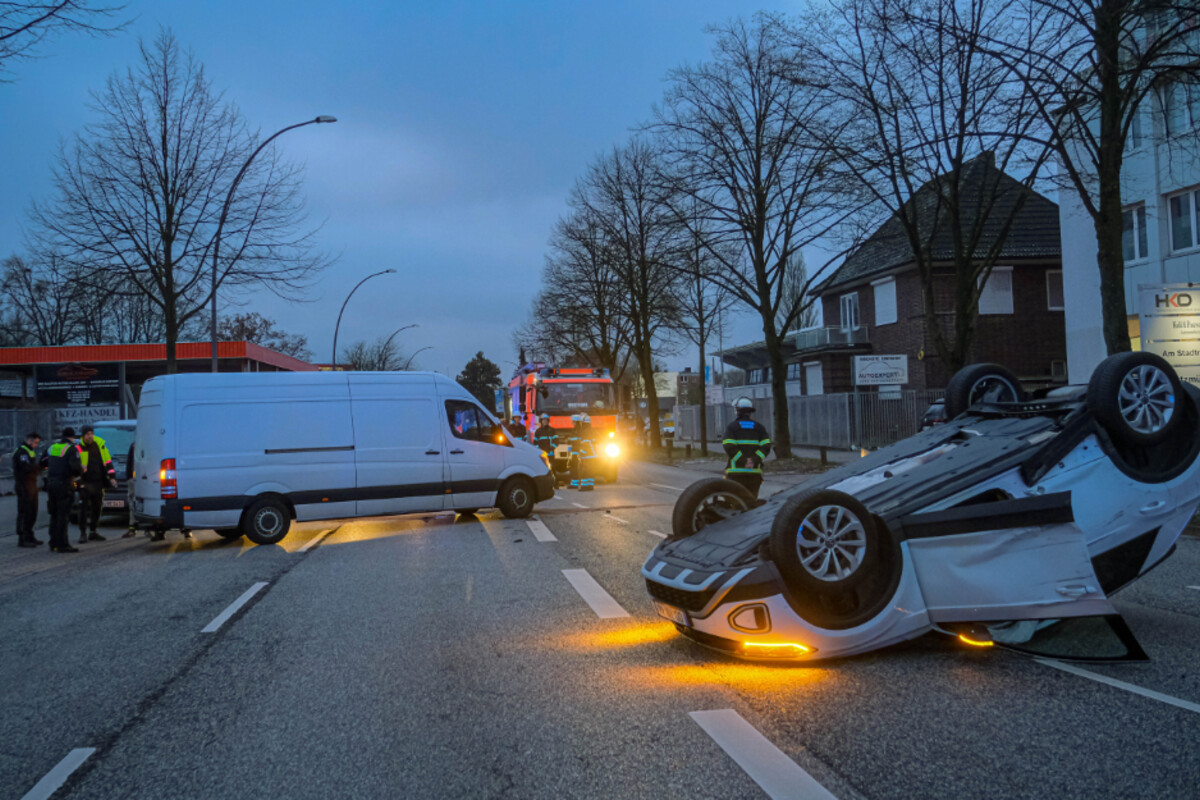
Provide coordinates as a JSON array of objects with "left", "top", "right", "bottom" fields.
[{"left": 2, "top": 460, "right": 1198, "bottom": 799}]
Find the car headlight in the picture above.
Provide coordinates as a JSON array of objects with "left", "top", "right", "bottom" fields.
[{"left": 605, "top": 443, "right": 620, "bottom": 458}]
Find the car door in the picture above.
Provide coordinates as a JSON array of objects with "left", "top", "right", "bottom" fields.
[
  {"left": 350, "top": 375, "right": 447, "bottom": 516},
  {"left": 443, "top": 399, "right": 511, "bottom": 509}
]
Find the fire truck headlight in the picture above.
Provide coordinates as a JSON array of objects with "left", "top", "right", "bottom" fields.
[{"left": 605, "top": 443, "right": 620, "bottom": 459}]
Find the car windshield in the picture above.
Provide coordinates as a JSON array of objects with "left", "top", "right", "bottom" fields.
[
  {"left": 540, "top": 382, "right": 615, "bottom": 415},
  {"left": 92, "top": 426, "right": 135, "bottom": 458}
]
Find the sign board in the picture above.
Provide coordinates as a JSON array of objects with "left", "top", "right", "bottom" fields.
[
  {"left": 1139, "top": 283, "right": 1200, "bottom": 386},
  {"left": 55, "top": 405, "right": 120, "bottom": 428},
  {"left": 35, "top": 363, "right": 120, "bottom": 406},
  {"left": 853, "top": 355, "right": 908, "bottom": 387}
]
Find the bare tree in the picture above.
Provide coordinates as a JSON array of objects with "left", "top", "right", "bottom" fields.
[
  {"left": 965, "top": 0, "right": 1200, "bottom": 354},
  {"left": 651, "top": 15, "right": 851, "bottom": 457},
  {"left": 218, "top": 311, "right": 312, "bottom": 360},
  {"left": 0, "top": 253, "right": 82, "bottom": 344},
  {"left": 776, "top": 252, "right": 819, "bottom": 335},
  {"left": 340, "top": 337, "right": 410, "bottom": 371},
  {"left": 572, "top": 140, "right": 682, "bottom": 448},
  {"left": 30, "top": 29, "right": 328, "bottom": 372},
  {"left": 0, "top": 1, "right": 125, "bottom": 80},
  {"left": 793, "top": 0, "right": 1051, "bottom": 374}
]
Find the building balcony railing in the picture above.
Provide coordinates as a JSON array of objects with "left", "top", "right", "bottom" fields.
[{"left": 789, "top": 326, "right": 870, "bottom": 352}]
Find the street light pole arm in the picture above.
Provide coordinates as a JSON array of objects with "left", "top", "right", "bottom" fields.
[
  {"left": 332, "top": 268, "right": 397, "bottom": 366},
  {"left": 401, "top": 346, "right": 432, "bottom": 371}
]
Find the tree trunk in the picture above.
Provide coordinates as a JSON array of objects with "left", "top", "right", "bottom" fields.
[
  {"left": 639, "top": 342, "right": 661, "bottom": 450},
  {"left": 698, "top": 340, "right": 708, "bottom": 456},
  {"left": 164, "top": 301, "right": 179, "bottom": 374},
  {"left": 763, "top": 325, "right": 792, "bottom": 459}
]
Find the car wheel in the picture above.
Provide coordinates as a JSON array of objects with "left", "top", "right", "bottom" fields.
[
  {"left": 944, "top": 363, "right": 1023, "bottom": 419},
  {"left": 240, "top": 496, "right": 291, "bottom": 545},
  {"left": 770, "top": 489, "right": 881, "bottom": 593},
  {"left": 215, "top": 528, "right": 242, "bottom": 541},
  {"left": 671, "top": 478, "right": 754, "bottom": 539},
  {"left": 497, "top": 477, "right": 535, "bottom": 519},
  {"left": 1087, "top": 351, "right": 1183, "bottom": 447}
]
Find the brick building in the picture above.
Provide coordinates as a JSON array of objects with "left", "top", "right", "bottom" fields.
[{"left": 721, "top": 154, "right": 1067, "bottom": 395}]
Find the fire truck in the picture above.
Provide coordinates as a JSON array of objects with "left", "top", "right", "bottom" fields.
[{"left": 505, "top": 363, "right": 622, "bottom": 483}]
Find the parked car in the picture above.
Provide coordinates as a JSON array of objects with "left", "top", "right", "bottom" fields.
[
  {"left": 918, "top": 399, "right": 946, "bottom": 431},
  {"left": 644, "top": 352, "right": 1197, "bottom": 662},
  {"left": 133, "top": 372, "right": 555, "bottom": 544}
]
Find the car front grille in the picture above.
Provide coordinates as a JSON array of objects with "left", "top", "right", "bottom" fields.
[{"left": 645, "top": 580, "right": 711, "bottom": 613}]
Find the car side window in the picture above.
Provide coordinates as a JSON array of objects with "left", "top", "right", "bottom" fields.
[{"left": 445, "top": 400, "right": 511, "bottom": 446}]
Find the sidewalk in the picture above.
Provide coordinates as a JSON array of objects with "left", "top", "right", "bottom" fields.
[{"left": 657, "top": 437, "right": 860, "bottom": 467}]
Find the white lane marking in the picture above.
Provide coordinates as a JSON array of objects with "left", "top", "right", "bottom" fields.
[
  {"left": 21, "top": 748, "right": 96, "bottom": 800},
  {"left": 1188, "top": 585, "right": 1200, "bottom": 591},
  {"left": 1035, "top": 658, "right": 1200, "bottom": 714},
  {"left": 650, "top": 482, "right": 683, "bottom": 492},
  {"left": 297, "top": 529, "right": 333, "bottom": 553},
  {"left": 562, "top": 569, "right": 630, "bottom": 619},
  {"left": 607, "top": 514, "right": 629, "bottom": 524},
  {"left": 571, "top": 502, "right": 589, "bottom": 509},
  {"left": 527, "top": 519, "right": 558, "bottom": 542},
  {"left": 647, "top": 529, "right": 667, "bottom": 539},
  {"left": 690, "top": 710, "right": 838, "bottom": 800},
  {"left": 201, "top": 582, "right": 269, "bottom": 633}
]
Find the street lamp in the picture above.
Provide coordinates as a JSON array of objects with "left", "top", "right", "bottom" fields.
[
  {"left": 210, "top": 115, "right": 338, "bottom": 372},
  {"left": 401, "top": 346, "right": 432, "bottom": 371},
  {"left": 332, "top": 268, "right": 397, "bottom": 367}
]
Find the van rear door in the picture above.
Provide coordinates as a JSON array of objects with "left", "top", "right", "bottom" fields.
[
  {"left": 349, "top": 375, "right": 447, "bottom": 515},
  {"left": 134, "top": 381, "right": 167, "bottom": 518}
]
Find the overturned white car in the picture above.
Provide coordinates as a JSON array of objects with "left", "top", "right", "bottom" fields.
[{"left": 643, "top": 352, "right": 1198, "bottom": 662}]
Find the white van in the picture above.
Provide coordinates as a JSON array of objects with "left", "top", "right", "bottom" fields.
[{"left": 132, "top": 371, "right": 555, "bottom": 544}]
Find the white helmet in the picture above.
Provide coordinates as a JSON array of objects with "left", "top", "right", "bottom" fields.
[
  {"left": 579, "top": 414, "right": 591, "bottom": 424},
  {"left": 571, "top": 414, "right": 582, "bottom": 423},
  {"left": 539, "top": 413, "right": 550, "bottom": 422},
  {"left": 734, "top": 397, "right": 754, "bottom": 411}
]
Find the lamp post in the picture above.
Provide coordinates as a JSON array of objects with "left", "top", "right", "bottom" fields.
[
  {"left": 401, "top": 346, "right": 432, "bottom": 371},
  {"left": 378, "top": 324, "right": 417, "bottom": 370},
  {"left": 331, "top": 268, "right": 397, "bottom": 367},
  {"left": 210, "top": 115, "right": 337, "bottom": 372}
]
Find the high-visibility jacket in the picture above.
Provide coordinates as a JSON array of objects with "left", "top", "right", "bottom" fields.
[
  {"left": 575, "top": 426, "right": 597, "bottom": 460},
  {"left": 43, "top": 439, "right": 84, "bottom": 482},
  {"left": 80, "top": 435, "right": 116, "bottom": 483},
  {"left": 722, "top": 417, "right": 771, "bottom": 475},
  {"left": 533, "top": 424, "right": 557, "bottom": 454}
]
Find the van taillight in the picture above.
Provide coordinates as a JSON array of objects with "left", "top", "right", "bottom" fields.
[{"left": 160, "top": 459, "right": 177, "bottom": 499}]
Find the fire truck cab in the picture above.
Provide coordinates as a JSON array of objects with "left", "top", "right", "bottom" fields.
[{"left": 505, "top": 363, "right": 622, "bottom": 483}]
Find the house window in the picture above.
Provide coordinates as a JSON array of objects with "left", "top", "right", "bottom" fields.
[
  {"left": 1122, "top": 204, "right": 1149, "bottom": 262},
  {"left": 804, "top": 362, "right": 823, "bottom": 396},
  {"left": 840, "top": 292, "right": 859, "bottom": 330},
  {"left": 1046, "top": 270, "right": 1064, "bottom": 310},
  {"left": 1169, "top": 188, "right": 1200, "bottom": 252},
  {"left": 1164, "top": 80, "right": 1200, "bottom": 137},
  {"left": 786, "top": 363, "right": 802, "bottom": 380},
  {"left": 872, "top": 277, "right": 897, "bottom": 326},
  {"left": 978, "top": 267, "right": 1014, "bottom": 315},
  {"left": 1127, "top": 109, "right": 1143, "bottom": 151},
  {"left": 748, "top": 368, "right": 771, "bottom": 385}
]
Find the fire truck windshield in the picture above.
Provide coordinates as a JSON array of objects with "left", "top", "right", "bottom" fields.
[{"left": 541, "top": 382, "right": 615, "bottom": 415}]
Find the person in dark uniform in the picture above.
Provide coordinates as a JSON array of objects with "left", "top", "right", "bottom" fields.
[
  {"left": 123, "top": 440, "right": 138, "bottom": 538},
  {"left": 506, "top": 416, "right": 527, "bottom": 441},
  {"left": 569, "top": 414, "right": 597, "bottom": 490},
  {"left": 76, "top": 425, "right": 117, "bottom": 544},
  {"left": 533, "top": 414, "right": 557, "bottom": 455},
  {"left": 722, "top": 397, "right": 772, "bottom": 499},
  {"left": 13, "top": 431, "right": 43, "bottom": 547},
  {"left": 42, "top": 428, "right": 83, "bottom": 553}
]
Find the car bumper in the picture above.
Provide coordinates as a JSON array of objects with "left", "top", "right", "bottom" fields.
[
  {"left": 134, "top": 498, "right": 185, "bottom": 530},
  {"left": 534, "top": 472, "right": 556, "bottom": 501}
]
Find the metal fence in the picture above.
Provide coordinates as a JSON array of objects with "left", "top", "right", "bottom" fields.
[
  {"left": 676, "top": 390, "right": 944, "bottom": 452},
  {"left": 0, "top": 409, "right": 58, "bottom": 492}
]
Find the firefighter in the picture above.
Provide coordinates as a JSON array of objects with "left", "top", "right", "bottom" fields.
[
  {"left": 42, "top": 428, "right": 83, "bottom": 553},
  {"left": 76, "top": 425, "right": 118, "bottom": 544},
  {"left": 13, "top": 431, "right": 44, "bottom": 547},
  {"left": 570, "top": 414, "right": 597, "bottom": 491},
  {"left": 506, "top": 415, "right": 527, "bottom": 440},
  {"left": 722, "top": 397, "right": 771, "bottom": 499},
  {"left": 533, "top": 414, "right": 557, "bottom": 455}
]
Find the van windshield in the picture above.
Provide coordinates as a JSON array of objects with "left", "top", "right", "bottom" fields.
[{"left": 540, "top": 382, "right": 615, "bottom": 415}]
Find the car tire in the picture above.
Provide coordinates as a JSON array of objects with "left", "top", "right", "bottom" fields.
[
  {"left": 944, "top": 363, "right": 1023, "bottom": 419},
  {"left": 497, "top": 477, "right": 535, "bottom": 519},
  {"left": 770, "top": 489, "right": 882, "bottom": 594},
  {"left": 215, "top": 528, "right": 242, "bottom": 541},
  {"left": 671, "top": 478, "right": 754, "bottom": 539},
  {"left": 1087, "top": 351, "right": 1184, "bottom": 447},
  {"left": 240, "top": 496, "right": 291, "bottom": 545}
]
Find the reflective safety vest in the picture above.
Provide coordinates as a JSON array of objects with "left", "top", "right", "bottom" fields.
[
  {"left": 722, "top": 418, "right": 771, "bottom": 474},
  {"left": 45, "top": 440, "right": 83, "bottom": 481},
  {"left": 80, "top": 435, "right": 116, "bottom": 479}
]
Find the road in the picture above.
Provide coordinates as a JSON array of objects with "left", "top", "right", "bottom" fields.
[{"left": 2, "top": 459, "right": 1199, "bottom": 799}]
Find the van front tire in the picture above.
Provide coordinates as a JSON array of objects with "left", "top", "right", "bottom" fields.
[
  {"left": 497, "top": 477, "right": 535, "bottom": 519},
  {"left": 241, "top": 496, "right": 291, "bottom": 545}
]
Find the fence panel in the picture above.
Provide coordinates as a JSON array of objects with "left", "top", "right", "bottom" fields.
[{"left": 0, "top": 409, "right": 58, "bottom": 492}]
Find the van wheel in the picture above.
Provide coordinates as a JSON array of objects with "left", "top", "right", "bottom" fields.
[
  {"left": 215, "top": 528, "right": 242, "bottom": 541},
  {"left": 497, "top": 477, "right": 535, "bottom": 519},
  {"left": 241, "top": 497, "right": 291, "bottom": 545}
]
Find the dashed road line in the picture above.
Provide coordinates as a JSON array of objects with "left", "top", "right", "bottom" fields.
[
  {"left": 650, "top": 482, "right": 683, "bottom": 492},
  {"left": 607, "top": 514, "right": 629, "bottom": 524},
  {"left": 571, "top": 502, "right": 589, "bottom": 509},
  {"left": 527, "top": 518, "right": 558, "bottom": 542},
  {"left": 201, "top": 582, "right": 268, "bottom": 633},
  {"left": 690, "top": 710, "right": 838, "bottom": 800},
  {"left": 562, "top": 569, "right": 630, "bottom": 619},
  {"left": 1035, "top": 658, "right": 1200, "bottom": 714},
  {"left": 20, "top": 748, "right": 96, "bottom": 800},
  {"left": 297, "top": 529, "right": 333, "bottom": 553},
  {"left": 1188, "top": 585, "right": 1200, "bottom": 591},
  {"left": 647, "top": 529, "right": 667, "bottom": 539}
]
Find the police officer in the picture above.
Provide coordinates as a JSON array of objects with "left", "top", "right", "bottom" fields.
[
  {"left": 42, "top": 427, "right": 83, "bottom": 553},
  {"left": 76, "top": 425, "right": 117, "bottom": 543},
  {"left": 722, "top": 397, "right": 772, "bottom": 499},
  {"left": 13, "top": 431, "right": 43, "bottom": 547},
  {"left": 533, "top": 414, "right": 557, "bottom": 455}
]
